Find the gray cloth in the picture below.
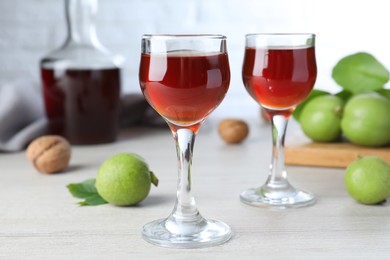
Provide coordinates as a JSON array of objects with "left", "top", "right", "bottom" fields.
[{"left": 0, "top": 80, "right": 48, "bottom": 152}]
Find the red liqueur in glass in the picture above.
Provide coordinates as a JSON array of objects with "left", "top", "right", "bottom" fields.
[
  {"left": 242, "top": 47, "right": 317, "bottom": 113},
  {"left": 139, "top": 52, "right": 230, "bottom": 128},
  {"left": 41, "top": 67, "right": 120, "bottom": 144}
]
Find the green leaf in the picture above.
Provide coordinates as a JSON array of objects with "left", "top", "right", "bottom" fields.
[
  {"left": 78, "top": 195, "right": 108, "bottom": 206},
  {"left": 335, "top": 90, "right": 353, "bottom": 104},
  {"left": 376, "top": 88, "right": 390, "bottom": 100},
  {"left": 67, "top": 178, "right": 108, "bottom": 206},
  {"left": 293, "top": 89, "right": 330, "bottom": 122},
  {"left": 67, "top": 178, "right": 97, "bottom": 198},
  {"left": 332, "top": 52, "right": 389, "bottom": 94}
]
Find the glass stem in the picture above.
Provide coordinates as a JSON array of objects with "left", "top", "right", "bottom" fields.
[
  {"left": 266, "top": 115, "right": 291, "bottom": 189},
  {"left": 168, "top": 127, "right": 202, "bottom": 229}
]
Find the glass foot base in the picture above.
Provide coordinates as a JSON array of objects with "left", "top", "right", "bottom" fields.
[
  {"left": 142, "top": 217, "right": 232, "bottom": 249},
  {"left": 240, "top": 186, "right": 315, "bottom": 209}
]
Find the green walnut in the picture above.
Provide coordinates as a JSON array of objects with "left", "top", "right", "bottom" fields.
[
  {"left": 300, "top": 95, "right": 344, "bottom": 142},
  {"left": 95, "top": 153, "right": 158, "bottom": 206},
  {"left": 341, "top": 92, "right": 390, "bottom": 147}
]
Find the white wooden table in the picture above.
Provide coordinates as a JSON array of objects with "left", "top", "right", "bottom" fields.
[{"left": 1, "top": 118, "right": 389, "bottom": 259}]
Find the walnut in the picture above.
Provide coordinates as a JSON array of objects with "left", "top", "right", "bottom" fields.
[
  {"left": 26, "top": 135, "right": 71, "bottom": 174},
  {"left": 218, "top": 119, "right": 249, "bottom": 144}
]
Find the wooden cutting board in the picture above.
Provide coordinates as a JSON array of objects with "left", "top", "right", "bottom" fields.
[{"left": 285, "top": 129, "right": 390, "bottom": 168}]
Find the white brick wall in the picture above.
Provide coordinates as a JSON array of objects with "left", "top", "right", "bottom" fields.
[{"left": 1, "top": 0, "right": 389, "bottom": 118}]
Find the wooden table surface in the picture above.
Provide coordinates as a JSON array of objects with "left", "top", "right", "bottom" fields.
[{"left": 1, "top": 118, "right": 389, "bottom": 259}]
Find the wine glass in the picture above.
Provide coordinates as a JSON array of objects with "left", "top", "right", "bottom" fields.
[
  {"left": 240, "top": 33, "right": 317, "bottom": 208},
  {"left": 139, "top": 34, "right": 232, "bottom": 248}
]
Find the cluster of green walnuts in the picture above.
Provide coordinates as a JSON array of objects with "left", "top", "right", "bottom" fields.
[{"left": 298, "top": 91, "right": 390, "bottom": 147}]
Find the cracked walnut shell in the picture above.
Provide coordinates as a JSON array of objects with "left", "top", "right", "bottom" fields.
[{"left": 26, "top": 135, "right": 71, "bottom": 174}]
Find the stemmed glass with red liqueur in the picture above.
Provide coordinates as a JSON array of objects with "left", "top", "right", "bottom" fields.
[
  {"left": 139, "top": 34, "right": 232, "bottom": 248},
  {"left": 241, "top": 33, "right": 317, "bottom": 208}
]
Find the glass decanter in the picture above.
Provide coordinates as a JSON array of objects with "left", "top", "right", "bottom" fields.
[{"left": 40, "top": 0, "right": 122, "bottom": 144}]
